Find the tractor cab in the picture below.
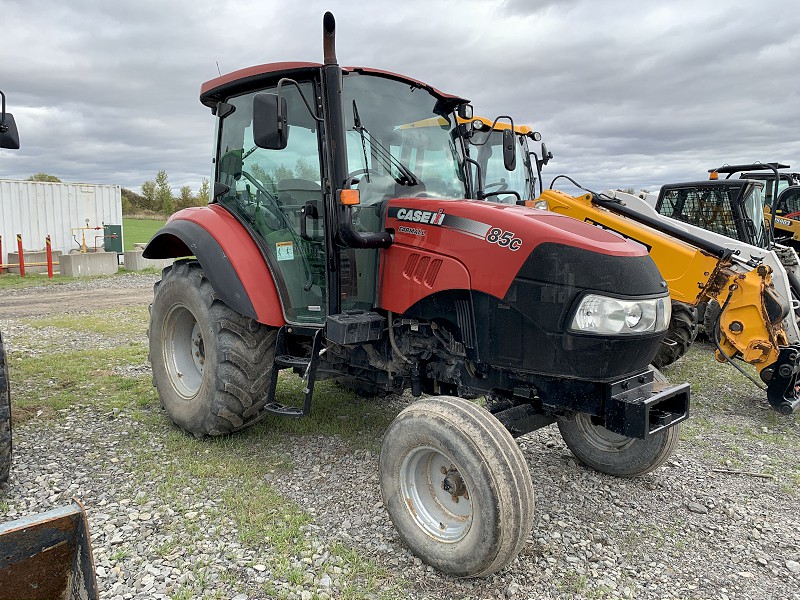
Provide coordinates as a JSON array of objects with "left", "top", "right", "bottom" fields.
[{"left": 202, "top": 66, "right": 469, "bottom": 325}]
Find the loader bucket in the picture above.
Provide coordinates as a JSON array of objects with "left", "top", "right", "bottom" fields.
[{"left": 0, "top": 500, "right": 98, "bottom": 600}]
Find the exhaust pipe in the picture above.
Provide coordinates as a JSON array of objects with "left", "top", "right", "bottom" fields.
[{"left": 323, "top": 11, "right": 337, "bottom": 65}]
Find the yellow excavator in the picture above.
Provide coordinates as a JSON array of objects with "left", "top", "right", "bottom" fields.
[{"left": 458, "top": 116, "right": 800, "bottom": 415}]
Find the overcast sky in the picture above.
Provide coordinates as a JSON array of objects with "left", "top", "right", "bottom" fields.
[{"left": 1, "top": 0, "right": 799, "bottom": 195}]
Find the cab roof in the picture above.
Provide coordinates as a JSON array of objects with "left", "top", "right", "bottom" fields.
[{"left": 199, "top": 62, "right": 469, "bottom": 109}]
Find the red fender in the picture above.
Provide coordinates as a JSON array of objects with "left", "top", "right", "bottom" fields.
[{"left": 146, "top": 205, "right": 285, "bottom": 326}]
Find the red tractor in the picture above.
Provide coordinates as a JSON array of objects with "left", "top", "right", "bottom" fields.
[{"left": 144, "top": 13, "right": 690, "bottom": 577}]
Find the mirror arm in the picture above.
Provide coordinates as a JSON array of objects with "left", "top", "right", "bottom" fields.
[
  {"left": 463, "top": 156, "right": 484, "bottom": 199},
  {"left": 276, "top": 78, "right": 324, "bottom": 124}
]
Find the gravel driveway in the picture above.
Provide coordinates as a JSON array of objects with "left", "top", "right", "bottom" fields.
[{"left": 1, "top": 272, "right": 799, "bottom": 600}]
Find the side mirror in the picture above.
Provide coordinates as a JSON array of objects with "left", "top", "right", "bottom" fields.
[
  {"left": 457, "top": 104, "right": 473, "bottom": 120},
  {"left": 0, "top": 112, "right": 19, "bottom": 150},
  {"left": 540, "top": 142, "right": 552, "bottom": 166},
  {"left": 502, "top": 128, "right": 516, "bottom": 171},
  {"left": 253, "top": 93, "right": 288, "bottom": 150}
]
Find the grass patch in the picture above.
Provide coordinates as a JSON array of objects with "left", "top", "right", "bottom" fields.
[
  {"left": 21, "top": 305, "right": 149, "bottom": 338},
  {"left": 123, "top": 217, "right": 166, "bottom": 251},
  {"left": 8, "top": 344, "right": 156, "bottom": 422}
]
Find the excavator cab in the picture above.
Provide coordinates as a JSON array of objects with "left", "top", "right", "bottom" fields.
[
  {"left": 460, "top": 116, "right": 538, "bottom": 203},
  {"left": 654, "top": 178, "right": 769, "bottom": 248}
]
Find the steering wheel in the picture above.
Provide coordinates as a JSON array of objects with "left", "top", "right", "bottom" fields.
[
  {"left": 485, "top": 181, "right": 509, "bottom": 193},
  {"left": 239, "top": 171, "right": 291, "bottom": 229},
  {"left": 346, "top": 168, "right": 371, "bottom": 185}
]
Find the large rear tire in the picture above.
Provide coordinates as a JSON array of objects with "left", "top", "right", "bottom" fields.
[
  {"left": 557, "top": 367, "right": 679, "bottom": 477},
  {"left": 0, "top": 331, "right": 12, "bottom": 483},
  {"left": 149, "top": 260, "right": 278, "bottom": 436},
  {"left": 652, "top": 301, "right": 698, "bottom": 368},
  {"left": 379, "top": 396, "right": 535, "bottom": 577}
]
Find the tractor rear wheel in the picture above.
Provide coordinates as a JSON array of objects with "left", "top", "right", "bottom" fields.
[
  {"left": 557, "top": 367, "right": 679, "bottom": 477},
  {"left": 652, "top": 301, "right": 698, "bottom": 368},
  {"left": 149, "top": 260, "right": 277, "bottom": 436},
  {"left": 379, "top": 396, "right": 535, "bottom": 577},
  {"left": 0, "top": 331, "right": 12, "bottom": 482}
]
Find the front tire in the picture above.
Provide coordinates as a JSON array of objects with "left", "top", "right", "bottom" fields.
[
  {"left": 149, "top": 260, "right": 277, "bottom": 436},
  {"left": 557, "top": 368, "right": 678, "bottom": 478},
  {"left": 379, "top": 396, "right": 535, "bottom": 577},
  {"left": 0, "top": 331, "right": 12, "bottom": 482},
  {"left": 652, "top": 301, "right": 698, "bottom": 368}
]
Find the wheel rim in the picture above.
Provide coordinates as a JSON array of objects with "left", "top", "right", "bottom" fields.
[
  {"left": 573, "top": 413, "right": 637, "bottom": 452},
  {"left": 163, "top": 305, "right": 205, "bottom": 398},
  {"left": 399, "top": 446, "right": 472, "bottom": 543}
]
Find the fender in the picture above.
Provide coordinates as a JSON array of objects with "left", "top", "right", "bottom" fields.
[{"left": 143, "top": 205, "right": 285, "bottom": 326}]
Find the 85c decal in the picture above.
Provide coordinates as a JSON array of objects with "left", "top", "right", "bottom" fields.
[{"left": 485, "top": 228, "right": 522, "bottom": 251}]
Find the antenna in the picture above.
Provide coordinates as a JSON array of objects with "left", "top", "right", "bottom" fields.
[{"left": 215, "top": 61, "right": 222, "bottom": 76}]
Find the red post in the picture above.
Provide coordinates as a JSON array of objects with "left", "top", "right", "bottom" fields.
[
  {"left": 46, "top": 235, "right": 53, "bottom": 278},
  {"left": 16, "top": 233, "right": 25, "bottom": 278}
]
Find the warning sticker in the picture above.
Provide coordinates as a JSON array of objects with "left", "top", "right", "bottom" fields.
[{"left": 276, "top": 241, "right": 294, "bottom": 261}]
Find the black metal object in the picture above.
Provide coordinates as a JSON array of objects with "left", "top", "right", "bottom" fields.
[
  {"left": 264, "top": 326, "right": 323, "bottom": 418},
  {"left": 326, "top": 311, "right": 385, "bottom": 345},
  {"left": 0, "top": 501, "right": 98, "bottom": 600},
  {"left": 765, "top": 345, "right": 800, "bottom": 415},
  {"left": 492, "top": 403, "right": 555, "bottom": 438},
  {"left": 0, "top": 90, "right": 20, "bottom": 150},
  {"left": 603, "top": 371, "right": 690, "bottom": 438}
]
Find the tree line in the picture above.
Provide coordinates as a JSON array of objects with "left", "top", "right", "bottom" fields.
[{"left": 26, "top": 171, "right": 210, "bottom": 217}]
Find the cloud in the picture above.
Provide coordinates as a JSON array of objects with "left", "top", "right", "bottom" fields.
[{"left": 1, "top": 0, "right": 799, "bottom": 196}]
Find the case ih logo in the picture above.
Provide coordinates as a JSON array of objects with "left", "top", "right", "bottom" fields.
[{"left": 391, "top": 207, "right": 446, "bottom": 225}]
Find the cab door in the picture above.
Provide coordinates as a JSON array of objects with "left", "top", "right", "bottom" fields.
[{"left": 215, "top": 80, "right": 327, "bottom": 325}]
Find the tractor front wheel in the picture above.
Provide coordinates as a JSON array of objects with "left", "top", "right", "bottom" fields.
[
  {"left": 557, "top": 367, "right": 679, "bottom": 478},
  {"left": 149, "top": 260, "right": 277, "bottom": 436},
  {"left": 0, "top": 331, "right": 12, "bottom": 482},
  {"left": 379, "top": 396, "right": 535, "bottom": 577}
]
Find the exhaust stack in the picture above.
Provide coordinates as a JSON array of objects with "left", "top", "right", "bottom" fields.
[{"left": 323, "top": 12, "right": 337, "bottom": 65}]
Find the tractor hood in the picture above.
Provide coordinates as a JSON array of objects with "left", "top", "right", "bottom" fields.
[{"left": 383, "top": 197, "right": 660, "bottom": 303}]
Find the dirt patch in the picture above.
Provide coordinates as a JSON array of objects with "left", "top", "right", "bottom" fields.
[{"left": 0, "top": 282, "right": 155, "bottom": 319}]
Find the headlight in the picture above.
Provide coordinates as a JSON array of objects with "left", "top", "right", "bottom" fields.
[
  {"left": 569, "top": 294, "right": 671, "bottom": 335},
  {"left": 533, "top": 200, "right": 548, "bottom": 210}
]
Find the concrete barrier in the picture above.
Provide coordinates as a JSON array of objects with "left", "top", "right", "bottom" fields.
[
  {"left": 122, "top": 251, "right": 174, "bottom": 272},
  {"left": 6, "top": 250, "right": 63, "bottom": 274},
  {"left": 58, "top": 252, "right": 119, "bottom": 277}
]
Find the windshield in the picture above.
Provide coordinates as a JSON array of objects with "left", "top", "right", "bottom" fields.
[
  {"left": 342, "top": 73, "right": 466, "bottom": 204},
  {"left": 468, "top": 128, "right": 533, "bottom": 203},
  {"left": 741, "top": 184, "right": 767, "bottom": 246}
]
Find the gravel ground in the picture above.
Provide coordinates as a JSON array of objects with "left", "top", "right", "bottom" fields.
[{"left": 1, "top": 272, "right": 800, "bottom": 600}]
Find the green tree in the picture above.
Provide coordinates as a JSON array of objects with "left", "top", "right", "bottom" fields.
[
  {"left": 141, "top": 180, "right": 157, "bottom": 211},
  {"left": 178, "top": 185, "right": 194, "bottom": 210},
  {"left": 197, "top": 178, "right": 210, "bottom": 205},
  {"left": 273, "top": 164, "right": 294, "bottom": 182},
  {"left": 27, "top": 173, "right": 61, "bottom": 182},
  {"left": 295, "top": 158, "right": 318, "bottom": 180},
  {"left": 155, "top": 170, "right": 175, "bottom": 214}
]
